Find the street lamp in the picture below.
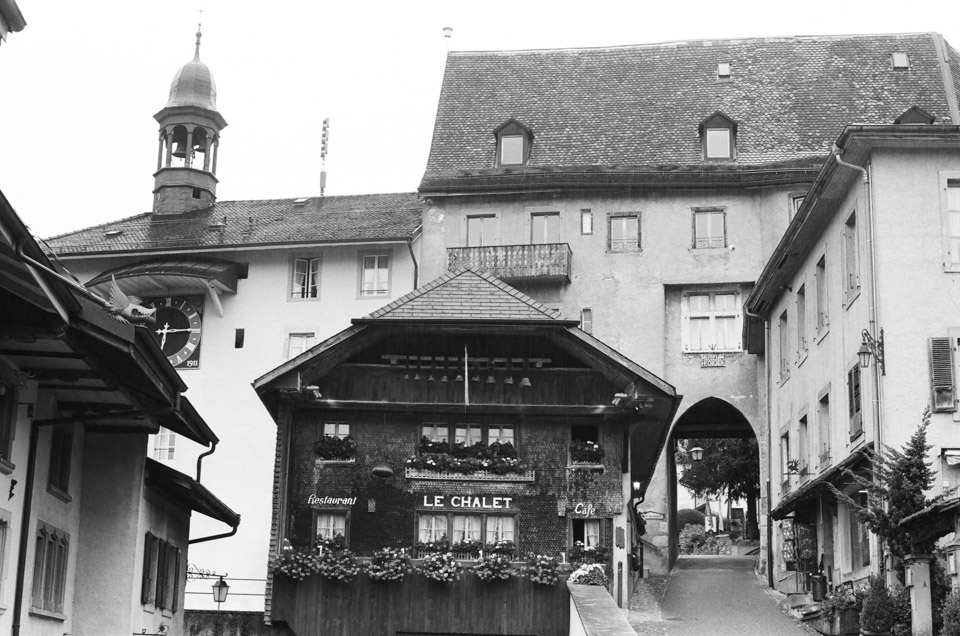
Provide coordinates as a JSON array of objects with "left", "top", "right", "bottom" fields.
[
  {"left": 858, "top": 328, "right": 885, "bottom": 375},
  {"left": 212, "top": 576, "right": 229, "bottom": 611},
  {"left": 689, "top": 446, "right": 704, "bottom": 462}
]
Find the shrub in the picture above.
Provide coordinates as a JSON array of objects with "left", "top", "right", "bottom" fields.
[
  {"left": 272, "top": 547, "right": 319, "bottom": 581},
  {"left": 316, "top": 549, "right": 361, "bottom": 583},
  {"left": 365, "top": 547, "right": 409, "bottom": 582},
  {"left": 473, "top": 553, "right": 513, "bottom": 582},
  {"left": 942, "top": 590, "right": 960, "bottom": 636},
  {"left": 569, "top": 563, "right": 608, "bottom": 586},
  {"left": 820, "top": 585, "right": 860, "bottom": 620},
  {"left": 417, "top": 551, "right": 461, "bottom": 583},
  {"left": 890, "top": 584, "right": 911, "bottom": 636},
  {"left": 518, "top": 554, "right": 560, "bottom": 585},
  {"left": 676, "top": 509, "right": 705, "bottom": 530},
  {"left": 860, "top": 575, "right": 896, "bottom": 633},
  {"left": 678, "top": 523, "right": 707, "bottom": 554}
]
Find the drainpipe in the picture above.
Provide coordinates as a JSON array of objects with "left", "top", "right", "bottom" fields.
[
  {"left": 407, "top": 236, "right": 420, "bottom": 289},
  {"left": 743, "top": 304, "right": 773, "bottom": 586},
  {"left": 196, "top": 441, "right": 217, "bottom": 482},
  {"left": 189, "top": 525, "right": 238, "bottom": 545}
]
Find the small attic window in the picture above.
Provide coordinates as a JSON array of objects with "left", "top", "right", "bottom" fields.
[
  {"left": 699, "top": 111, "right": 738, "bottom": 161},
  {"left": 717, "top": 63, "right": 731, "bottom": 79},
  {"left": 294, "top": 197, "right": 309, "bottom": 206},
  {"left": 891, "top": 52, "right": 910, "bottom": 69},
  {"left": 894, "top": 106, "right": 935, "bottom": 125},
  {"left": 493, "top": 119, "right": 534, "bottom": 167},
  {"left": 104, "top": 230, "right": 123, "bottom": 238}
]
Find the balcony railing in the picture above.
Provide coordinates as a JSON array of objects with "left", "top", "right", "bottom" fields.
[{"left": 447, "top": 243, "right": 572, "bottom": 282}]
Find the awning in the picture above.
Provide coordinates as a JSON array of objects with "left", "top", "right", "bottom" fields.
[
  {"left": 771, "top": 445, "right": 872, "bottom": 520},
  {"left": 145, "top": 458, "right": 240, "bottom": 528},
  {"left": 85, "top": 257, "right": 243, "bottom": 298}
]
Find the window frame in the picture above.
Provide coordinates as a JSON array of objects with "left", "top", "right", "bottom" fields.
[
  {"left": 289, "top": 255, "right": 321, "bottom": 301},
  {"left": 421, "top": 421, "right": 518, "bottom": 453},
  {"left": 940, "top": 173, "right": 960, "bottom": 272},
  {"left": 847, "top": 363, "right": 863, "bottom": 441},
  {"left": 929, "top": 336, "right": 957, "bottom": 413},
  {"left": 153, "top": 427, "right": 176, "bottom": 461},
  {"left": 580, "top": 308, "right": 593, "bottom": 334},
  {"left": 681, "top": 289, "right": 742, "bottom": 353},
  {"left": 580, "top": 209, "right": 593, "bottom": 235},
  {"left": 530, "top": 212, "right": 561, "bottom": 245},
  {"left": 778, "top": 310, "right": 790, "bottom": 384},
  {"left": 843, "top": 210, "right": 860, "bottom": 307},
  {"left": 493, "top": 119, "right": 533, "bottom": 167},
  {"left": 780, "top": 432, "right": 791, "bottom": 485},
  {"left": 699, "top": 112, "right": 738, "bottom": 161},
  {"left": 47, "top": 425, "right": 72, "bottom": 499},
  {"left": 357, "top": 250, "right": 392, "bottom": 299},
  {"left": 607, "top": 212, "right": 641, "bottom": 253},
  {"left": 466, "top": 214, "right": 498, "bottom": 248},
  {"left": 314, "top": 510, "right": 350, "bottom": 547},
  {"left": 796, "top": 284, "right": 807, "bottom": 361},
  {"left": 31, "top": 520, "right": 69, "bottom": 616},
  {"left": 789, "top": 194, "right": 805, "bottom": 221},
  {"left": 818, "top": 385, "right": 832, "bottom": 467},
  {"left": 570, "top": 518, "right": 603, "bottom": 548},
  {"left": 0, "top": 386, "right": 17, "bottom": 472},
  {"left": 415, "top": 512, "right": 518, "bottom": 552},
  {"left": 692, "top": 208, "right": 726, "bottom": 249},
  {"left": 287, "top": 332, "right": 318, "bottom": 359},
  {"left": 0, "top": 508, "right": 10, "bottom": 601},
  {"left": 815, "top": 255, "right": 829, "bottom": 337}
]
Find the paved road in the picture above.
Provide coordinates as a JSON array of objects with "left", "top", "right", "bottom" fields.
[{"left": 659, "top": 556, "right": 810, "bottom": 636}]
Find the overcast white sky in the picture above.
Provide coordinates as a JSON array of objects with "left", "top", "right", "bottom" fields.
[{"left": 2, "top": 1, "right": 959, "bottom": 239}]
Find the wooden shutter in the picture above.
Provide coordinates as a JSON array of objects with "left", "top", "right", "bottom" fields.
[
  {"left": 171, "top": 546, "right": 182, "bottom": 612},
  {"left": 848, "top": 366, "right": 862, "bottom": 439},
  {"left": 155, "top": 540, "right": 168, "bottom": 608},
  {"left": 930, "top": 337, "right": 956, "bottom": 412},
  {"left": 141, "top": 532, "right": 158, "bottom": 605}
]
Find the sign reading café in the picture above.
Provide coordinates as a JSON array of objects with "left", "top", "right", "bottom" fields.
[{"left": 420, "top": 494, "right": 515, "bottom": 510}]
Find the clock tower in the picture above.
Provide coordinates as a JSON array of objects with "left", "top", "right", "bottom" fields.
[{"left": 152, "top": 25, "right": 227, "bottom": 215}]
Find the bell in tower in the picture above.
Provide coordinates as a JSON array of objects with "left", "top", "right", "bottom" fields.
[{"left": 152, "top": 25, "right": 228, "bottom": 215}]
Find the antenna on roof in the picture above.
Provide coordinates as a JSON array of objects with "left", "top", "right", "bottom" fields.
[
  {"left": 443, "top": 27, "right": 453, "bottom": 53},
  {"left": 320, "top": 117, "right": 330, "bottom": 196}
]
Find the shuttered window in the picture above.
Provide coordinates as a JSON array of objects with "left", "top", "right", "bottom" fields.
[
  {"left": 847, "top": 365, "right": 863, "bottom": 439},
  {"left": 930, "top": 337, "right": 956, "bottom": 412}
]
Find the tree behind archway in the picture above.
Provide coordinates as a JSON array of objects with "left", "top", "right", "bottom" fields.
[{"left": 679, "top": 438, "right": 760, "bottom": 540}]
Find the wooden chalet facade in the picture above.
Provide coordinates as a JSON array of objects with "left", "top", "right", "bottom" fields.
[{"left": 254, "top": 268, "right": 679, "bottom": 636}]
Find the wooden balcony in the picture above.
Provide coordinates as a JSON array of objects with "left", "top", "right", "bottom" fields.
[{"left": 447, "top": 243, "right": 572, "bottom": 282}]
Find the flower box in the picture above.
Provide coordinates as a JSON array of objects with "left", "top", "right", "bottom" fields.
[{"left": 405, "top": 467, "right": 536, "bottom": 482}]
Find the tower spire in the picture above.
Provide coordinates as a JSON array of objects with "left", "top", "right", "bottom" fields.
[{"left": 194, "top": 16, "right": 203, "bottom": 61}]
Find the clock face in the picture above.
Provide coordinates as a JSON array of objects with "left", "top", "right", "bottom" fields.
[{"left": 150, "top": 296, "right": 204, "bottom": 369}]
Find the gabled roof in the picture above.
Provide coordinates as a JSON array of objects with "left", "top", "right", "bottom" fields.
[
  {"left": 358, "top": 267, "right": 572, "bottom": 323},
  {"left": 46, "top": 192, "right": 422, "bottom": 257},
  {"left": 421, "top": 33, "right": 960, "bottom": 193}
]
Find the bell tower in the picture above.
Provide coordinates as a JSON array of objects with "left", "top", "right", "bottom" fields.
[{"left": 152, "top": 25, "right": 227, "bottom": 214}]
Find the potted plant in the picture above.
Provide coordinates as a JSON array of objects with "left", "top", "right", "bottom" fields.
[
  {"left": 314, "top": 435, "right": 356, "bottom": 460},
  {"left": 569, "top": 439, "right": 604, "bottom": 464},
  {"left": 271, "top": 546, "right": 320, "bottom": 581},
  {"left": 365, "top": 547, "right": 409, "bottom": 582},
  {"left": 860, "top": 575, "right": 895, "bottom": 636},
  {"left": 568, "top": 563, "right": 608, "bottom": 586},
  {"left": 473, "top": 552, "right": 513, "bottom": 581},
  {"left": 485, "top": 539, "right": 516, "bottom": 557},
  {"left": 451, "top": 539, "right": 483, "bottom": 558},
  {"left": 518, "top": 553, "right": 561, "bottom": 585},
  {"left": 316, "top": 548, "right": 361, "bottom": 583},
  {"left": 417, "top": 551, "right": 461, "bottom": 582}
]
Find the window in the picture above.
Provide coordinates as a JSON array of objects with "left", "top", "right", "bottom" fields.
[
  {"left": 316, "top": 512, "right": 348, "bottom": 543},
  {"left": 0, "top": 510, "right": 8, "bottom": 599},
  {"left": 153, "top": 427, "right": 176, "bottom": 461},
  {"left": 467, "top": 215, "right": 497, "bottom": 247},
  {"left": 571, "top": 519, "right": 601, "bottom": 547},
  {"left": 779, "top": 311, "right": 789, "bottom": 382},
  {"left": 816, "top": 256, "right": 828, "bottom": 333},
  {"left": 818, "top": 389, "right": 831, "bottom": 465},
  {"left": 485, "top": 516, "right": 515, "bottom": 544},
  {"left": 790, "top": 195, "right": 805, "bottom": 221},
  {"left": 843, "top": 211, "right": 860, "bottom": 304},
  {"left": 943, "top": 177, "right": 960, "bottom": 271},
  {"left": 31, "top": 521, "right": 69, "bottom": 615},
  {"left": 287, "top": 332, "right": 317, "bottom": 359},
  {"left": 581, "top": 209, "right": 593, "bottom": 235},
  {"left": 848, "top": 493, "right": 870, "bottom": 569},
  {"left": 0, "top": 386, "right": 16, "bottom": 467},
  {"left": 780, "top": 433, "right": 791, "bottom": 483},
  {"left": 682, "top": 290, "right": 741, "bottom": 352},
  {"left": 421, "top": 423, "right": 448, "bottom": 443},
  {"left": 717, "top": 62, "right": 731, "bottom": 78},
  {"left": 140, "top": 535, "right": 181, "bottom": 612},
  {"left": 291, "top": 257, "right": 320, "bottom": 299},
  {"left": 323, "top": 421, "right": 350, "bottom": 439},
  {"left": 847, "top": 364, "right": 863, "bottom": 439},
  {"left": 891, "top": 52, "right": 910, "bottom": 69},
  {"left": 360, "top": 252, "right": 390, "bottom": 297},
  {"left": 580, "top": 308, "right": 593, "bottom": 334},
  {"left": 493, "top": 119, "right": 533, "bottom": 167},
  {"left": 416, "top": 513, "right": 516, "bottom": 551},
  {"left": 693, "top": 209, "right": 725, "bottom": 248},
  {"left": 929, "top": 337, "right": 956, "bottom": 412},
  {"left": 48, "top": 425, "right": 72, "bottom": 495},
  {"left": 234, "top": 328, "right": 245, "bottom": 348},
  {"left": 451, "top": 514, "right": 482, "bottom": 545},
  {"left": 455, "top": 423, "right": 481, "bottom": 446},
  {"left": 796, "top": 285, "right": 807, "bottom": 358},
  {"left": 486, "top": 423, "right": 514, "bottom": 446},
  {"left": 531, "top": 212, "right": 560, "bottom": 244},
  {"left": 700, "top": 112, "right": 737, "bottom": 160},
  {"left": 608, "top": 213, "right": 640, "bottom": 252},
  {"left": 798, "top": 413, "right": 809, "bottom": 474},
  {"left": 418, "top": 514, "right": 447, "bottom": 543}
]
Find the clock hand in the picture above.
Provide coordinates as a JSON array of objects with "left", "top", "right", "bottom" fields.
[{"left": 162, "top": 327, "right": 201, "bottom": 333}]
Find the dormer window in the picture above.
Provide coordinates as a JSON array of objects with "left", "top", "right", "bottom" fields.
[
  {"left": 699, "top": 111, "right": 738, "bottom": 161},
  {"left": 717, "top": 63, "right": 731, "bottom": 79},
  {"left": 894, "top": 106, "right": 936, "bottom": 125},
  {"left": 891, "top": 52, "right": 910, "bottom": 69},
  {"left": 493, "top": 119, "right": 534, "bottom": 167}
]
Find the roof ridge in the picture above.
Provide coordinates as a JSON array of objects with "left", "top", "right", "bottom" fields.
[
  {"left": 470, "top": 268, "right": 560, "bottom": 319},
  {"left": 45, "top": 211, "right": 153, "bottom": 241},
  {"left": 364, "top": 268, "right": 463, "bottom": 319}
]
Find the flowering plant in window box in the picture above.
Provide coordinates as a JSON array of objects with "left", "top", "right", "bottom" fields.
[
  {"left": 414, "top": 537, "right": 449, "bottom": 555},
  {"left": 569, "top": 439, "right": 604, "bottom": 464},
  {"left": 451, "top": 539, "right": 483, "bottom": 557},
  {"left": 473, "top": 553, "right": 514, "bottom": 582},
  {"left": 365, "top": 547, "right": 410, "bottom": 582},
  {"left": 314, "top": 435, "right": 356, "bottom": 461},
  {"left": 404, "top": 453, "right": 528, "bottom": 476},
  {"left": 417, "top": 551, "right": 461, "bottom": 583},
  {"left": 316, "top": 548, "right": 361, "bottom": 583},
  {"left": 569, "top": 563, "right": 609, "bottom": 586},
  {"left": 485, "top": 539, "right": 516, "bottom": 556},
  {"left": 518, "top": 554, "right": 561, "bottom": 585},
  {"left": 418, "top": 436, "right": 450, "bottom": 455},
  {"left": 569, "top": 541, "right": 611, "bottom": 565},
  {"left": 271, "top": 547, "right": 320, "bottom": 581},
  {"left": 317, "top": 533, "right": 347, "bottom": 552}
]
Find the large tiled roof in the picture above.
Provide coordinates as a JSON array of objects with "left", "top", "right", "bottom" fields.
[
  {"left": 360, "top": 267, "right": 570, "bottom": 322},
  {"left": 46, "top": 193, "right": 422, "bottom": 256},
  {"left": 421, "top": 33, "right": 959, "bottom": 192}
]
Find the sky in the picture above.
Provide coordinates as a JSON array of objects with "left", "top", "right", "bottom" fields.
[{"left": 1, "top": 0, "right": 959, "bottom": 240}]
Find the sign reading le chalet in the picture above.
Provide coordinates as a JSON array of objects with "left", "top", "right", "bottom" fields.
[{"left": 422, "top": 495, "right": 514, "bottom": 510}]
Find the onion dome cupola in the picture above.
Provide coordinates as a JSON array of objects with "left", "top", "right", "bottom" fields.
[{"left": 152, "top": 25, "right": 228, "bottom": 214}]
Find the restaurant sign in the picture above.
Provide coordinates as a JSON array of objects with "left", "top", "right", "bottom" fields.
[
  {"left": 307, "top": 495, "right": 358, "bottom": 506},
  {"left": 421, "top": 495, "right": 514, "bottom": 510}
]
